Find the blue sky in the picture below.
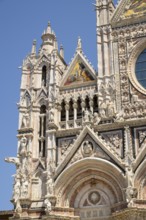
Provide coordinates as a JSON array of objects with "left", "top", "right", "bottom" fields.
[{"left": 0, "top": 0, "right": 117, "bottom": 210}]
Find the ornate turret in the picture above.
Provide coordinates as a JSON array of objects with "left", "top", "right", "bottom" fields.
[{"left": 41, "top": 21, "right": 57, "bottom": 53}]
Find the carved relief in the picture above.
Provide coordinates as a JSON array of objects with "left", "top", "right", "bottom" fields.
[
  {"left": 100, "top": 131, "right": 123, "bottom": 158},
  {"left": 5, "top": 135, "right": 32, "bottom": 214},
  {"left": 134, "top": 127, "right": 146, "bottom": 155},
  {"left": 70, "top": 136, "right": 111, "bottom": 165},
  {"left": 139, "top": 176, "right": 146, "bottom": 200},
  {"left": 81, "top": 141, "right": 93, "bottom": 157},
  {"left": 99, "top": 99, "right": 116, "bottom": 120},
  {"left": 123, "top": 103, "right": 146, "bottom": 120},
  {"left": 57, "top": 136, "right": 75, "bottom": 164}
]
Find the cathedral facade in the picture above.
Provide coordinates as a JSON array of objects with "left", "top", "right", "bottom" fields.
[{"left": 3, "top": 0, "right": 146, "bottom": 219}]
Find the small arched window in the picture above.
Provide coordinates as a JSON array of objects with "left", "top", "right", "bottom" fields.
[
  {"left": 135, "top": 49, "right": 146, "bottom": 89},
  {"left": 93, "top": 95, "right": 98, "bottom": 113},
  {"left": 85, "top": 96, "right": 90, "bottom": 110},
  {"left": 69, "top": 99, "right": 74, "bottom": 120},
  {"left": 40, "top": 105, "right": 46, "bottom": 114},
  {"left": 42, "top": 66, "right": 47, "bottom": 87},
  {"left": 77, "top": 97, "right": 82, "bottom": 119},
  {"left": 61, "top": 100, "right": 66, "bottom": 121}
]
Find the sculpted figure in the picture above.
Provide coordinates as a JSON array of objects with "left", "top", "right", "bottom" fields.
[
  {"left": 14, "top": 199, "right": 22, "bottom": 217},
  {"left": 115, "top": 110, "right": 124, "bottom": 122},
  {"left": 137, "top": 107, "right": 143, "bottom": 117},
  {"left": 13, "top": 177, "right": 21, "bottom": 203},
  {"left": 83, "top": 109, "right": 90, "bottom": 122},
  {"left": 126, "top": 187, "right": 137, "bottom": 207},
  {"left": 49, "top": 108, "right": 54, "bottom": 122},
  {"left": 5, "top": 157, "right": 20, "bottom": 168},
  {"left": 126, "top": 166, "right": 134, "bottom": 188},
  {"left": 21, "top": 111, "right": 30, "bottom": 128},
  {"left": 83, "top": 141, "right": 93, "bottom": 156},
  {"left": 47, "top": 175, "right": 54, "bottom": 196},
  {"left": 19, "top": 136, "right": 28, "bottom": 172},
  {"left": 130, "top": 108, "right": 136, "bottom": 118},
  {"left": 12, "top": 176, "right": 22, "bottom": 216},
  {"left": 61, "top": 140, "right": 69, "bottom": 155},
  {"left": 99, "top": 101, "right": 106, "bottom": 118},
  {"left": 21, "top": 178, "right": 29, "bottom": 198},
  {"left": 112, "top": 134, "right": 121, "bottom": 149},
  {"left": 93, "top": 112, "right": 100, "bottom": 125},
  {"left": 124, "top": 109, "right": 129, "bottom": 119},
  {"left": 107, "top": 100, "right": 115, "bottom": 118},
  {"left": 77, "top": 36, "right": 82, "bottom": 50},
  {"left": 125, "top": 165, "right": 137, "bottom": 207},
  {"left": 44, "top": 198, "right": 51, "bottom": 214},
  {"left": 19, "top": 136, "right": 27, "bottom": 156}
]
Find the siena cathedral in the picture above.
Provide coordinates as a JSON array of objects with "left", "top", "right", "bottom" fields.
[{"left": 2, "top": 0, "right": 146, "bottom": 219}]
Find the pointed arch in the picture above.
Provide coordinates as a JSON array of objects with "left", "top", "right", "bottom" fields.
[
  {"left": 77, "top": 97, "right": 82, "bottom": 119},
  {"left": 69, "top": 99, "right": 74, "bottom": 120},
  {"left": 61, "top": 100, "right": 66, "bottom": 121},
  {"left": 21, "top": 90, "right": 31, "bottom": 107}
]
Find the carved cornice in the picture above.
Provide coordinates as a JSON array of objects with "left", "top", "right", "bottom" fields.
[{"left": 56, "top": 118, "right": 146, "bottom": 135}]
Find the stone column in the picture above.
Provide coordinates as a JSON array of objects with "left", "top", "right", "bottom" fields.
[
  {"left": 97, "top": 28, "right": 103, "bottom": 77},
  {"left": 89, "top": 97, "right": 93, "bottom": 113},
  {"left": 124, "top": 126, "right": 134, "bottom": 165},
  {"left": 81, "top": 99, "right": 85, "bottom": 112},
  {"left": 57, "top": 104, "right": 61, "bottom": 124},
  {"left": 73, "top": 101, "right": 77, "bottom": 127},
  {"left": 32, "top": 106, "right": 40, "bottom": 158},
  {"left": 103, "top": 26, "right": 110, "bottom": 76},
  {"left": 46, "top": 131, "right": 56, "bottom": 165},
  {"left": 65, "top": 103, "right": 69, "bottom": 129}
]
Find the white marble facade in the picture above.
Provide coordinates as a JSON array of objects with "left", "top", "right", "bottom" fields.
[{"left": 5, "top": 0, "right": 146, "bottom": 219}]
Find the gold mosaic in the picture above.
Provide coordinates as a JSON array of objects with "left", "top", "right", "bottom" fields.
[
  {"left": 123, "top": 0, "right": 146, "bottom": 18},
  {"left": 64, "top": 60, "right": 94, "bottom": 86}
]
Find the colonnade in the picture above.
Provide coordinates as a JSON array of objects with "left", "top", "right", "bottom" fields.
[{"left": 58, "top": 95, "right": 98, "bottom": 128}]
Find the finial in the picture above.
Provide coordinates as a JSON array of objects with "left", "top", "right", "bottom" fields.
[
  {"left": 31, "top": 39, "right": 36, "bottom": 55},
  {"left": 76, "top": 36, "right": 82, "bottom": 52},
  {"left": 60, "top": 44, "right": 64, "bottom": 59},
  {"left": 46, "top": 21, "right": 52, "bottom": 34}
]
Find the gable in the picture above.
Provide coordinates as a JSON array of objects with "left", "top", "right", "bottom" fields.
[
  {"left": 69, "top": 134, "right": 111, "bottom": 166},
  {"left": 36, "top": 88, "right": 48, "bottom": 102},
  {"left": 60, "top": 52, "right": 96, "bottom": 89},
  {"left": 111, "top": 0, "right": 146, "bottom": 27},
  {"left": 64, "top": 59, "right": 95, "bottom": 86},
  {"left": 55, "top": 126, "right": 124, "bottom": 179}
]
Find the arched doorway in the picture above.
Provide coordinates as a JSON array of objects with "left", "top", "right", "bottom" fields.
[
  {"left": 71, "top": 177, "right": 116, "bottom": 219},
  {"left": 55, "top": 158, "right": 127, "bottom": 219}
]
